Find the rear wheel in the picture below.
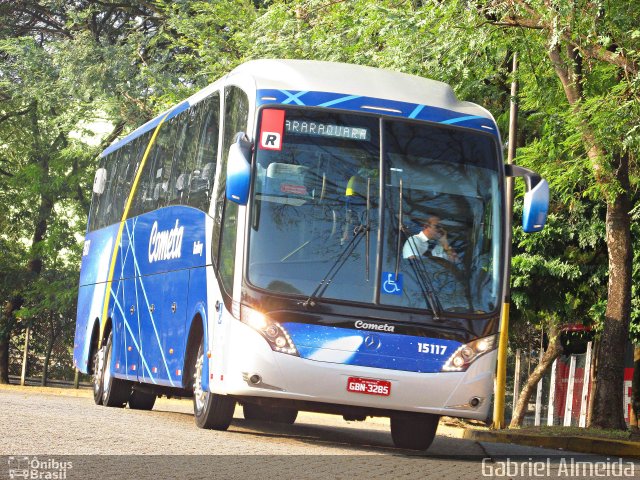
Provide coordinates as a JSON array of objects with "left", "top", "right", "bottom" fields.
[
  {"left": 193, "top": 342, "right": 235, "bottom": 429},
  {"left": 102, "top": 332, "right": 131, "bottom": 408},
  {"left": 128, "top": 389, "right": 156, "bottom": 410},
  {"left": 243, "top": 403, "right": 298, "bottom": 424},
  {"left": 390, "top": 413, "right": 439, "bottom": 450}
]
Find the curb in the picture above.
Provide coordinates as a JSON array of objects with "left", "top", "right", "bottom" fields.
[{"left": 463, "top": 428, "right": 640, "bottom": 459}]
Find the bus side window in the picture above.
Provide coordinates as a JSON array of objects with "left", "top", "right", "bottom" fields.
[
  {"left": 128, "top": 131, "right": 155, "bottom": 218},
  {"left": 151, "top": 116, "right": 178, "bottom": 209},
  {"left": 156, "top": 117, "right": 180, "bottom": 209},
  {"left": 97, "top": 148, "right": 122, "bottom": 228},
  {"left": 168, "top": 104, "right": 203, "bottom": 207},
  {"left": 88, "top": 156, "right": 107, "bottom": 231},
  {"left": 186, "top": 93, "right": 220, "bottom": 212},
  {"left": 112, "top": 141, "right": 136, "bottom": 222},
  {"left": 215, "top": 86, "right": 249, "bottom": 295},
  {"left": 183, "top": 103, "right": 206, "bottom": 206},
  {"left": 166, "top": 112, "right": 188, "bottom": 205}
]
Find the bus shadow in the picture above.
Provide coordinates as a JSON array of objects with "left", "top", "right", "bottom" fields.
[
  {"left": 231, "top": 417, "right": 397, "bottom": 453},
  {"left": 148, "top": 404, "right": 483, "bottom": 457},
  {"left": 229, "top": 417, "right": 481, "bottom": 458}
]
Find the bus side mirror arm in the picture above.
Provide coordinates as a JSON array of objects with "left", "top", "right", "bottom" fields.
[
  {"left": 226, "top": 132, "right": 253, "bottom": 206},
  {"left": 504, "top": 164, "right": 549, "bottom": 233}
]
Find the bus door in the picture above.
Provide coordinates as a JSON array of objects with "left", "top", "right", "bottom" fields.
[{"left": 135, "top": 270, "right": 189, "bottom": 387}]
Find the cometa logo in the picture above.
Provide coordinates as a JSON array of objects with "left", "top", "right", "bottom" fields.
[
  {"left": 148, "top": 219, "right": 184, "bottom": 263},
  {"left": 354, "top": 320, "right": 395, "bottom": 333}
]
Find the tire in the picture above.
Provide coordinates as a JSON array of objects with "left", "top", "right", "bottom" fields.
[
  {"left": 92, "top": 345, "right": 105, "bottom": 406},
  {"left": 102, "top": 332, "right": 131, "bottom": 408},
  {"left": 390, "top": 413, "right": 439, "bottom": 450},
  {"left": 193, "top": 342, "right": 235, "bottom": 430},
  {"left": 243, "top": 403, "right": 298, "bottom": 425},
  {"left": 128, "top": 389, "right": 156, "bottom": 410}
]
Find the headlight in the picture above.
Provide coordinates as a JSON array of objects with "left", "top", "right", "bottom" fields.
[
  {"left": 240, "top": 305, "right": 298, "bottom": 356},
  {"left": 442, "top": 334, "right": 497, "bottom": 372}
]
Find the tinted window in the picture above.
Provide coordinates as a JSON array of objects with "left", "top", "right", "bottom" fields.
[
  {"left": 128, "top": 131, "right": 156, "bottom": 218},
  {"left": 186, "top": 95, "right": 220, "bottom": 211},
  {"left": 88, "top": 156, "right": 107, "bottom": 231},
  {"left": 216, "top": 86, "right": 249, "bottom": 294}
]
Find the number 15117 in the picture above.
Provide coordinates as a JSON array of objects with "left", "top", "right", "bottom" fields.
[{"left": 417, "top": 343, "right": 447, "bottom": 355}]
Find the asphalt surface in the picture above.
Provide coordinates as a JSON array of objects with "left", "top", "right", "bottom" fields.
[{"left": 1, "top": 385, "right": 638, "bottom": 479}]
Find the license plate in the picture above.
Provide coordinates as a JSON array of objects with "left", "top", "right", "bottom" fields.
[{"left": 346, "top": 377, "right": 391, "bottom": 396}]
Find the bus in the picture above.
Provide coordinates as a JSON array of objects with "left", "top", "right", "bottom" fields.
[{"left": 73, "top": 59, "right": 549, "bottom": 450}]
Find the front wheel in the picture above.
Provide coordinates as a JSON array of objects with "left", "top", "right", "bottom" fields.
[
  {"left": 193, "top": 342, "right": 235, "bottom": 430},
  {"left": 128, "top": 389, "right": 156, "bottom": 410},
  {"left": 390, "top": 413, "right": 439, "bottom": 450},
  {"left": 243, "top": 404, "right": 298, "bottom": 424}
]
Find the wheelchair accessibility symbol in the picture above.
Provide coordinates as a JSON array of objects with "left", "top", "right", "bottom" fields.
[{"left": 381, "top": 272, "right": 403, "bottom": 295}]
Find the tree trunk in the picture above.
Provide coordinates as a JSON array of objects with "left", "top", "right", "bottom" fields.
[
  {"left": 0, "top": 298, "right": 20, "bottom": 384},
  {"left": 0, "top": 321, "right": 10, "bottom": 384},
  {"left": 631, "top": 346, "right": 640, "bottom": 431},
  {"left": 548, "top": 43, "right": 633, "bottom": 430},
  {"left": 510, "top": 324, "right": 562, "bottom": 427},
  {"left": 41, "top": 320, "right": 55, "bottom": 387},
  {"left": 587, "top": 340, "right": 599, "bottom": 426},
  {"left": 589, "top": 155, "right": 632, "bottom": 430}
]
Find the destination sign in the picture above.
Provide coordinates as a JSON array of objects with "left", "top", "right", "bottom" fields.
[{"left": 285, "top": 120, "right": 370, "bottom": 141}]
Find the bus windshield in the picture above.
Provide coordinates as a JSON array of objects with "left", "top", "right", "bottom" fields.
[{"left": 247, "top": 107, "right": 502, "bottom": 315}]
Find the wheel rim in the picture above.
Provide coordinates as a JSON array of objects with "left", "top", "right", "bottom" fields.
[
  {"left": 103, "top": 345, "right": 112, "bottom": 398},
  {"left": 193, "top": 350, "right": 207, "bottom": 413},
  {"left": 93, "top": 348, "right": 104, "bottom": 395}
]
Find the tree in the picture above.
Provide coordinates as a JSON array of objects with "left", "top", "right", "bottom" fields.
[
  {"left": 240, "top": 0, "right": 639, "bottom": 429},
  {"left": 0, "top": 34, "right": 101, "bottom": 382},
  {"left": 474, "top": 0, "right": 638, "bottom": 430},
  {"left": 507, "top": 195, "right": 609, "bottom": 426},
  {"left": 0, "top": 0, "right": 257, "bottom": 382}
]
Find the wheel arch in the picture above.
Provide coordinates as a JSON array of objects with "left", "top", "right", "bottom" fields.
[
  {"left": 87, "top": 318, "right": 100, "bottom": 374},
  {"left": 183, "top": 312, "right": 206, "bottom": 389}
]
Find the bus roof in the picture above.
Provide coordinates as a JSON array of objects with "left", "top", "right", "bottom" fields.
[
  {"left": 101, "top": 59, "right": 495, "bottom": 158},
  {"left": 231, "top": 59, "right": 488, "bottom": 117}
]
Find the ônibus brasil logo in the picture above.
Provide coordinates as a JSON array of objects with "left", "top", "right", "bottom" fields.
[{"left": 148, "top": 219, "right": 184, "bottom": 263}]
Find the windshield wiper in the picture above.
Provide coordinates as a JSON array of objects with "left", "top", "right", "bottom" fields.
[
  {"left": 365, "top": 177, "right": 371, "bottom": 282},
  {"left": 300, "top": 222, "right": 368, "bottom": 308},
  {"left": 405, "top": 249, "right": 444, "bottom": 320},
  {"left": 394, "top": 178, "right": 403, "bottom": 279},
  {"left": 391, "top": 182, "right": 443, "bottom": 319}
]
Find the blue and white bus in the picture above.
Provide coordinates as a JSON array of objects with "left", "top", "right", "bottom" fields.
[{"left": 73, "top": 60, "right": 548, "bottom": 450}]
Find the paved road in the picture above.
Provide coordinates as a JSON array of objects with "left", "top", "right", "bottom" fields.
[{"left": 1, "top": 386, "right": 637, "bottom": 479}]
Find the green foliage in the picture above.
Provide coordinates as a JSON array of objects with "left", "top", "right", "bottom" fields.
[{"left": 0, "top": 0, "right": 638, "bottom": 378}]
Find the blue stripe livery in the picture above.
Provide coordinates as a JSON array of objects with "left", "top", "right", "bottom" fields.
[
  {"left": 257, "top": 89, "right": 496, "bottom": 137},
  {"left": 283, "top": 323, "right": 461, "bottom": 373},
  {"left": 74, "top": 206, "right": 208, "bottom": 387}
]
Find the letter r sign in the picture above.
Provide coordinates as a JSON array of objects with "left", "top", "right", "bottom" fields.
[
  {"left": 259, "top": 109, "right": 285, "bottom": 151},
  {"left": 261, "top": 132, "right": 281, "bottom": 150}
]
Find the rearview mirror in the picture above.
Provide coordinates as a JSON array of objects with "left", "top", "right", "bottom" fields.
[
  {"left": 226, "top": 132, "right": 252, "bottom": 205},
  {"left": 93, "top": 168, "right": 107, "bottom": 195},
  {"left": 505, "top": 164, "right": 549, "bottom": 233}
]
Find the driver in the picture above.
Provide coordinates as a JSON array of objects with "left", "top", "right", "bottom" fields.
[{"left": 402, "top": 215, "right": 459, "bottom": 263}]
